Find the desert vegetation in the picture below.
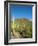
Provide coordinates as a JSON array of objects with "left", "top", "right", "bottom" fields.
[{"left": 11, "top": 18, "right": 32, "bottom": 38}]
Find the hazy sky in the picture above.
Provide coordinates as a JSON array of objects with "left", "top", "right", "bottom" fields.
[{"left": 10, "top": 4, "right": 32, "bottom": 20}]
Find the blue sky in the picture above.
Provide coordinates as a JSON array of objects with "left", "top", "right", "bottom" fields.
[{"left": 10, "top": 4, "right": 32, "bottom": 20}]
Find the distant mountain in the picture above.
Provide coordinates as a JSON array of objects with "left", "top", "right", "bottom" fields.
[
  {"left": 14, "top": 18, "right": 32, "bottom": 23},
  {"left": 11, "top": 18, "right": 32, "bottom": 26}
]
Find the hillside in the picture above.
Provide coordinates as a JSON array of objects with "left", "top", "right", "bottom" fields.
[{"left": 11, "top": 18, "right": 32, "bottom": 38}]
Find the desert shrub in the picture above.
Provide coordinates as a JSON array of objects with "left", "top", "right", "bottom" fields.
[{"left": 11, "top": 20, "right": 32, "bottom": 38}]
